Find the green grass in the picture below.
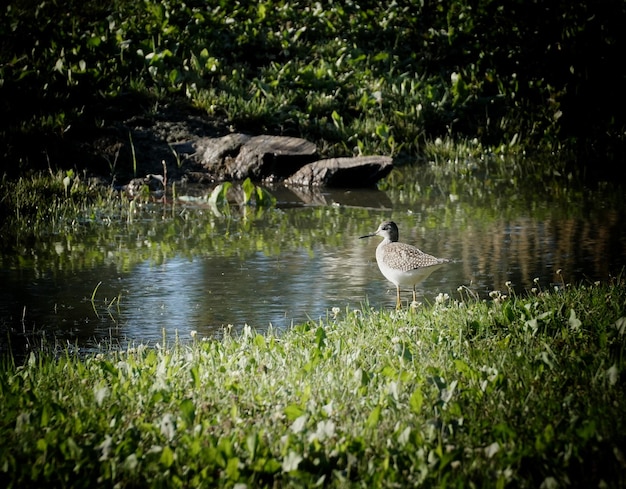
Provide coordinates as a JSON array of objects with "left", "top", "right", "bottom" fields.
[
  {"left": 0, "top": 170, "right": 114, "bottom": 231},
  {"left": 2, "top": 278, "right": 625, "bottom": 487},
  {"left": 4, "top": 0, "right": 624, "bottom": 175}
]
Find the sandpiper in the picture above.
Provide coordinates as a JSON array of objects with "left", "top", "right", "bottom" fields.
[{"left": 360, "top": 220, "right": 450, "bottom": 308}]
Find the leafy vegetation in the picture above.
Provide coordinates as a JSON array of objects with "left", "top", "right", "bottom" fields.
[
  {"left": 2, "top": 13, "right": 626, "bottom": 479},
  {"left": 1, "top": 278, "right": 625, "bottom": 487},
  {"left": 0, "top": 170, "right": 112, "bottom": 233},
  {"left": 2, "top": 0, "right": 624, "bottom": 176}
]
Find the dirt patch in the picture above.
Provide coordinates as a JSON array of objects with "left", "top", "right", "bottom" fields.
[{"left": 75, "top": 103, "right": 232, "bottom": 186}]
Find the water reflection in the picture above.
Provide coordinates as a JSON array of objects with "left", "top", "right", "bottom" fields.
[{"left": 1, "top": 176, "right": 625, "bottom": 354}]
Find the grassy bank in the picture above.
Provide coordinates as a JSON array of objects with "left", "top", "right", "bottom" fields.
[
  {"left": 3, "top": 1, "right": 625, "bottom": 177},
  {"left": 2, "top": 279, "right": 625, "bottom": 487}
]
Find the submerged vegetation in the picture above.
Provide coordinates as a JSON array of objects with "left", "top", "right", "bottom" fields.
[{"left": 1, "top": 279, "right": 625, "bottom": 487}]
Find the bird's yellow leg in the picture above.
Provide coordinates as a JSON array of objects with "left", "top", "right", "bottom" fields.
[
  {"left": 396, "top": 286, "right": 402, "bottom": 309},
  {"left": 409, "top": 286, "right": 419, "bottom": 312}
]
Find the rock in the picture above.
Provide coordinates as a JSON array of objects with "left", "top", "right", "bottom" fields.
[
  {"left": 284, "top": 156, "right": 393, "bottom": 187},
  {"left": 227, "top": 135, "right": 318, "bottom": 181},
  {"left": 193, "top": 133, "right": 252, "bottom": 179}
]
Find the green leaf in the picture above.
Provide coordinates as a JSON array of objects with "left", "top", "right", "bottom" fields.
[
  {"left": 40, "top": 404, "right": 50, "bottom": 427},
  {"left": 366, "top": 405, "right": 382, "bottom": 428},
  {"left": 576, "top": 420, "right": 596, "bottom": 441},
  {"left": 62, "top": 437, "right": 82, "bottom": 460},
  {"left": 454, "top": 359, "right": 471, "bottom": 376},
  {"left": 257, "top": 2, "right": 267, "bottom": 20},
  {"left": 331, "top": 110, "right": 344, "bottom": 129},
  {"left": 380, "top": 365, "right": 396, "bottom": 378},
  {"left": 218, "top": 437, "right": 234, "bottom": 460},
  {"left": 315, "top": 326, "right": 326, "bottom": 349},
  {"left": 254, "top": 333, "right": 266, "bottom": 349},
  {"left": 190, "top": 365, "right": 200, "bottom": 389},
  {"left": 87, "top": 36, "right": 101, "bottom": 48},
  {"left": 208, "top": 182, "right": 231, "bottom": 206},
  {"left": 179, "top": 398, "right": 195, "bottom": 426},
  {"left": 246, "top": 432, "right": 258, "bottom": 459},
  {"left": 503, "top": 303, "right": 516, "bottom": 323},
  {"left": 284, "top": 404, "right": 304, "bottom": 421},
  {"left": 373, "top": 52, "right": 389, "bottom": 62},
  {"left": 168, "top": 68, "right": 180, "bottom": 85},
  {"left": 160, "top": 445, "right": 174, "bottom": 468},
  {"left": 375, "top": 123, "right": 390, "bottom": 140},
  {"left": 396, "top": 341, "right": 413, "bottom": 361},
  {"left": 409, "top": 389, "right": 423, "bottom": 413},
  {"left": 242, "top": 177, "right": 255, "bottom": 205},
  {"left": 255, "top": 185, "right": 276, "bottom": 207},
  {"left": 225, "top": 456, "right": 240, "bottom": 480}
]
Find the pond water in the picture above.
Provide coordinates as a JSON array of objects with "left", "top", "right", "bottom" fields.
[{"left": 2, "top": 166, "right": 625, "bottom": 355}]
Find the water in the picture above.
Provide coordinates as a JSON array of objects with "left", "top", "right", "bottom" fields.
[{"left": 2, "top": 173, "right": 625, "bottom": 354}]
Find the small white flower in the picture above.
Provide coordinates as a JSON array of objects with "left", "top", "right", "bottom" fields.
[
  {"left": 606, "top": 364, "right": 619, "bottom": 386},
  {"left": 484, "top": 441, "right": 500, "bottom": 458},
  {"left": 159, "top": 413, "right": 176, "bottom": 442},
  {"left": 282, "top": 450, "right": 303, "bottom": 472},
  {"left": 290, "top": 415, "right": 307, "bottom": 434},
  {"left": 435, "top": 293, "right": 450, "bottom": 304},
  {"left": 98, "top": 435, "right": 113, "bottom": 461},
  {"left": 310, "top": 420, "right": 336, "bottom": 442}
]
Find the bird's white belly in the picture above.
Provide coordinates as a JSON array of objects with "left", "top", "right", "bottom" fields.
[{"left": 376, "top": 259, "right": 444, "bottom": 287}]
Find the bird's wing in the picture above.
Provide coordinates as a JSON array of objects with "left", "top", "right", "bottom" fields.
[{"left": 382, "top": 243, "right": 448, "bottom": 272}]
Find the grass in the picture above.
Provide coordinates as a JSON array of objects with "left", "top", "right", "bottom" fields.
[
  {"left": 5, "top": 0, "right": 624, "bottom": 176},
  {"left": 1, "top": 278, "right": 625, "bottom": 487},
  {"left": 0, "top": 170, "right": 114, "bottom": 232}
]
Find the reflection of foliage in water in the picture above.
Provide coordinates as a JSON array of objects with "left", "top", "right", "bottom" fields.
[
  {"left": 1, "top": 201, "right": 368, "bottom": 276},
  {"left": 1, "top": 159, "right": 624, "bottom": 284}
]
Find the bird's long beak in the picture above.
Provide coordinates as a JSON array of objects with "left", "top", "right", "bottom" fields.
[{"left": 359, "top": 233, "right": 375, "bottom": 239}]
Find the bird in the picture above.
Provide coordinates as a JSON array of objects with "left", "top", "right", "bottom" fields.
[{"left": 360, "top": 220, "right": 450, "bottom": 309}]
